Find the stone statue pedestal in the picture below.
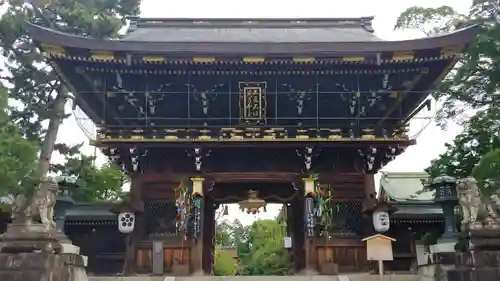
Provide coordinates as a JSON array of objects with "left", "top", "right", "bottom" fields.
[
  {"left": 468, "top": 229, "right": 500, "bottom": 251},
  {"left": 423, "top": 230, "right": 500, "bottom": 281},
  {"left": 0, "top": 223, "right": 72, "bottom": 253},
  {"left": 0, "top": 223, "right": 89, "bottom": 281}
]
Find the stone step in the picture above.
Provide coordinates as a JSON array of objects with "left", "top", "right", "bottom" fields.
[{"left": 88, "top": 275, "right": 420, "bottom": 281}]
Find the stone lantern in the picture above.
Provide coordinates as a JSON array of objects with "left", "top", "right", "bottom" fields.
[
  {"left": 429, "top": 174, "right": 458, "bottom": 240},
  {"left": 54, "top": 174, "right": 79, "bottom": 233}
]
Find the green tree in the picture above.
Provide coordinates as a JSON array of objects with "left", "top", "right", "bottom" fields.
[
  {"left": 213, "top": 247, "right": 237, "bottom": 276},
  {"left": 471, "top": 148, "right": 500, "bottom": 195},
  {"left": 396, "top": 3, "right": 500, "bottom": 196},
  {"left": 395, "top": 4, "right": 498, "bottom": 126},
  {"left": 425, "top": 107, "right": 500, "bottom": 180},
  {"left": 216, "top": 220, "right": 235, "bottom": 247},
  {"left": 394, "top": 6, "right": 467, "bottom": 36},
  {"left": 240, "top": 220, "right": 291, "bottom": 276},
  {"left": 0, "top": 86, "right": 38, "bottom": 197},
  {"left": 0, "top": 0, "right": 140, "bottom": 197}
]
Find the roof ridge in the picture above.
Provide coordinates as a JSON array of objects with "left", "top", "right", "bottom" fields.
[{"left": 125, "top": 16, "right": 376, "bottom": 34}]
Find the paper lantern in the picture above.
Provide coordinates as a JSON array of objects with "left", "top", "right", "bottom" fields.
[
  {"left": 118, "top": 212, "right": 135, "bottom": 234},
  {"left": 373, "top": 210, "right": 390, "bottom": 233}
]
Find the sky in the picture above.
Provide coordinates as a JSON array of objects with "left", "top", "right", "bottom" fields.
[{"left": 2, "top": 0, "right": 474, "bottom": 225}]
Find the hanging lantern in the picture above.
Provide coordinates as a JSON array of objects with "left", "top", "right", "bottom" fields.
[
  {"left": 223, "top": 205, "right": 229, "bottom": 216},
  {"left": 238, "top": 190, "right": 266, "bottom": 214},
  {"left": 363, "top": 201, "right": 397, "bottom": 234},
  {"left": 118, "top": 212, "right": 135, "bottom": 234},
  {"left": 373, "top": 210, "right": 390, "bottom": 233}
]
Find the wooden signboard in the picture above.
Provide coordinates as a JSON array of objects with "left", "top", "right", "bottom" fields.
[
  {"left": 362, "top": 234, "right": 395, "bottom": 261},
  {"left": 362, "top": 234, "right": 395, "bottom": 281}
]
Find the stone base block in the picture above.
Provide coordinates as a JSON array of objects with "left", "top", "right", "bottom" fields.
[
  {"left": 61, "top": 243, "right": 80, "bottom": 254},
  {"left": 0, "top": 252, "right": 88, "bottom": 281},
  {"left": 446, "top": 268, "right": 500, "bottom": 281}
]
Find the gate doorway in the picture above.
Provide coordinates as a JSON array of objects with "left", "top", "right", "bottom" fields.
[{"left": 204, "top": 180, "right": 306, "bottom": 275}]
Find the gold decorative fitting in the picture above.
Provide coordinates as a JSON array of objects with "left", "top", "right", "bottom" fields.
[
  {"left": 328, "top": 129, "right": 342, "bottom": 140},
  {"left": 40, "top": 43, "right": 65, "bottom": 56},
  {"left": 342, "top": 56, "right": 364, "bottom": 62},
  {"left": 193, "top": 57, "right": 215, "bottom": 63},
  {"left": 440, "top": 45, "right": 464, "bottom": 57},
  {"left": 91, "top": 52, "right": 115, "bottom": 61},
  {"left": 190, "top": 177, "right": 205, "bottom": 197},
  {"left": 361, "top": 129, "right": 376, "bottom": 140},
  {"left": 302, "top": 177, "right": 317, "bottom": 196},
  {"left": 392, "top": 52, "right": 414, "bottom": 61},
  {"left": 292, "top": 57, "right": 315, "bottom": 63},
  {"left": 130, "top": 136, "right": 143, "bottom": 140},
  {"left": 142, "top": 57, "right": 166, "bottom": 62},
  {"left": 243, "top": 57, "right": 265, "bottom": 63}
]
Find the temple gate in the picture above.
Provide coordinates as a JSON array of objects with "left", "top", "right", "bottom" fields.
[{"left": 26, "top": 17, "right": 477, "bottom": 275}]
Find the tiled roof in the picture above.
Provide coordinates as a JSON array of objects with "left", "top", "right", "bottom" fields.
[
  {"left": 122, "top": 17, "right": 380, "bottom": 43},
  {"left": 379, "top": 172, "right": 434, "bottom": 202},
  {"left": 64, "top": 203, "right": 116, "bottom": 221}
]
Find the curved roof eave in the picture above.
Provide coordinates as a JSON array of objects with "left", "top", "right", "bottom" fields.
[{"left": 26, "top": 23, "right": 480, "bottom": 56}]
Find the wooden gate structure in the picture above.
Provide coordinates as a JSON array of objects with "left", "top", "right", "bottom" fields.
[{"left": 26, "top": 17, "right": 477, "bottom": 275}]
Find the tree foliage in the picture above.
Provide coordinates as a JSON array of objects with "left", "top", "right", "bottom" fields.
[
  {"left": 52, "top": 148, "right": 126, "bottom": 202},
  {"left": 396, "top": 3, "right": 500, "bottom": 194},
  {"left": 394, "top": 6, "right": 467, "bottom": 36},
  {"left": 213, "top": 247, "right": 237, "bottom": 276},
  {"left": 240, "top": 220, "right": 291, "bottom": 276},
  {"left": 425, "top": 107, "right": 500, "bottom": 179},
  {"left": 0, "top": 86, "right": 38, "bottom": 196},
  {"left": 213, "top": 218, "right": 292, "bottom": 275},
  {"left": 0, "top": 0, "right": 140, "bottom": 200}
]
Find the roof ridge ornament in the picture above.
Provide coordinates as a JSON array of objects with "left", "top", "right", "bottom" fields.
[{"left": 126, "top": 16, "right": 140, "bottom": 34}]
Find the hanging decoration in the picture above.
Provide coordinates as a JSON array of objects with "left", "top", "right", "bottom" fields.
[
  {"left": 174, "top": 180, "right": 189, "bottom": 237},
  {"left": 191, "top": 196, "right": 202, "bottom": 237},
  {"left": 305, "top": 197, "right": 315, "bottom": 237}
]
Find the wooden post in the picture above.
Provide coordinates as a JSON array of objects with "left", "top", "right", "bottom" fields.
[
  {"left": 364, "top": 173, "right": 377, "bottom": 206},
  {"left": 378, "top": 260, "right": 384, "bottom": 281}
]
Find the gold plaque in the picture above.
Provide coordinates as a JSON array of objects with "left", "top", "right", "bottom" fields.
[{"left": 238, "top": 82, "right": 267, "bottom": 124}]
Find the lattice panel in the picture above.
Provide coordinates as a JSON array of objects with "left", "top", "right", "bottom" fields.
[
  {"left": 322, "top": 200, "right": 364, "bottom": 237},
  {"left": 143, "top": 201, "right": 179, "bottom": 238}
]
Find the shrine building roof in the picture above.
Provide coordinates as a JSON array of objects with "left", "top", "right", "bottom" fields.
[
  {"left": 25, "top": 17, "right": 480, "bottom": 57},
  {"left": 379, "top": 172, "right": 434, "bottom": 202},
  {"left": 121, "top": 17, "right": 381, "bottom": 43}
]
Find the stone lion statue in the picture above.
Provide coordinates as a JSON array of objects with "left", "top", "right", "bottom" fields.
[
  {"left": 456, "top": 177, "right": 500, "bottom": 230},
  {"left": 10, "top": 177, "right": 59, "bottom": 231}
]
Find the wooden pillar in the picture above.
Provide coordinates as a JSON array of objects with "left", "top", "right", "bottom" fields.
[
  {"left": 363, "top": 173, "right": 377, "bottom": 235},
  {"left": 202, "top": 196, "right": 215, "bottom": 274},
  {"left": 364, "top": 173, "right": 377, "bottom": 202},
  {"left": 120, "top": 173, "right": 144, "bottom": 276},
  {"left": 291, "top": 197, "right": 304, "bottom": 272}
]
